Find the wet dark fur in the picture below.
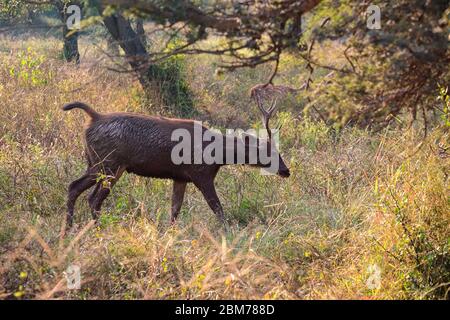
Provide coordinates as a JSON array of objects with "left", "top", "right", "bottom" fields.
[{"left": 63, "top": 102, "right": 290, "bottom": 228}]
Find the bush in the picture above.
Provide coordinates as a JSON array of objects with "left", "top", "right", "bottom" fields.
[{"left": 146, "top": 52, "right": 195, "bottom": 117}]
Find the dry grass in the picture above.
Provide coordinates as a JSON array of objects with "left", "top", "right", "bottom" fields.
[{"left": 0, "top": 34, "right": 448, "bottom": 300}]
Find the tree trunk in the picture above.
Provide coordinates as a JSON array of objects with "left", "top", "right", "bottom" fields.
[
  {"left": 103, "top": 13, "right": 149, "bottom": 87},
  {"left": 26, "top": 8, "right": 36, "bottom": 24},
  {"left": 62, "top": 27, "right": 80, "bottom": 63},
  {"left": 106, "top": 32, "right": 120, "bottom": 56},
  {"left": 135, "top": 18, "right": 148, "bottom": 48},
  {"left": 102, "top": 11, "right": 194, "bottom": 116},
  {"left": 54, "top": 0, "right": 80, "bottom": 64}
]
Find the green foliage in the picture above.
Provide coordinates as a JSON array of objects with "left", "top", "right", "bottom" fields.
[
  {"left": 229, "top": 195, "right": 260, "bottom": 225},
  {"left": 0, "top": 0, "right": 26, "bottom": 23},
  {"left": 0, "top": 0, "right": 57, "bottom": 25},
  {"left": 305, "top": 0, "right": 450, "bottom": 129},
  {"left": 375, "top": 141, "right": 450, "bottom": 299},
  {"left": 9, "top": 47, "right": 51, "bottom": 86},
  {"left": 146, "top": 52, "right": 195, "bottom": 117}
]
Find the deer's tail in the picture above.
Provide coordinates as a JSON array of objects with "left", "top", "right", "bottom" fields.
[{"left": 62, "top": 102, "right": 101, "bottom": 120}]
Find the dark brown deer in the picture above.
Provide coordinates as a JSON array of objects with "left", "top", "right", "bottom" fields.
[{"left": 63, "top": 98, "right": 289, "bottom": 228}]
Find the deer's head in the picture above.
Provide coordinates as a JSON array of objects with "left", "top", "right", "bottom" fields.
[{"left": 248, "top": 85, "right": 290, "bottom": 178}]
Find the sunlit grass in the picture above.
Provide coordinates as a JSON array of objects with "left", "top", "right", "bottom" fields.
[{"left": 0, "top": 35, "right": 448, "bottom": 300}]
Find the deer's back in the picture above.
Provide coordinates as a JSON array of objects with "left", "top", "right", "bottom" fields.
[{"left": 84, "top": 113, "right": 219, "bottom": 181}]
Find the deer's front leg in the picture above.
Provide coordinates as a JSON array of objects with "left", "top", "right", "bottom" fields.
[
  {"left": 171, "top": 181, "right": 187, "bottom": 223},
  {"left": 193, "top": 179, "right": 225, "bottom": 223}
]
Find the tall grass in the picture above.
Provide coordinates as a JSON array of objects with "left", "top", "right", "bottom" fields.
[{"left": 0, "top": 35, "right": 448, "bottom": 300}]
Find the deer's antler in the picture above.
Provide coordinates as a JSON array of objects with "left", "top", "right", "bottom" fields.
[
  {"left": 250, "top": 82, "right": 301, "bottom": 140},
  {"left": 254, "top": 94, "right": 278, "bottom": 140}
]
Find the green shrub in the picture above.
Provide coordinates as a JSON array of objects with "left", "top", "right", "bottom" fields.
[
  {"left": 146, "top": 52, "right": 195, "bottom": 117},
  {"left": 9, "top": 47, "right": 51, "bottom": 86}
]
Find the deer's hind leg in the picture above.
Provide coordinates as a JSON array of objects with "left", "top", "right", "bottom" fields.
[
  {"left": 89, "top": 166, "right": 126, "bottom": 221},
  {"left": 67, "top": 168, "right": 97, "bottom": 228}
]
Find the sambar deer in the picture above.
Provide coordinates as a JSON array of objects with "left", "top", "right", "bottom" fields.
[{"left": 63, "top": 92, "right": 289, "bottom": 228}]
